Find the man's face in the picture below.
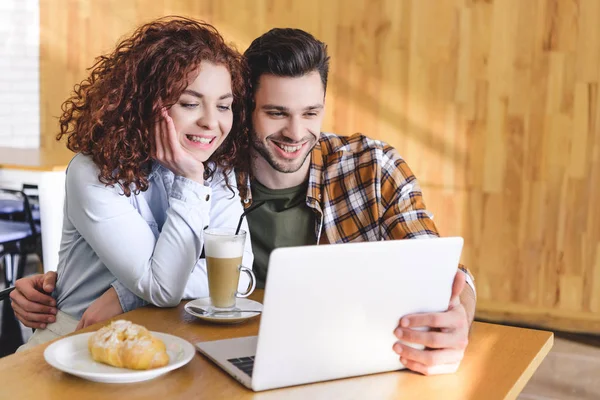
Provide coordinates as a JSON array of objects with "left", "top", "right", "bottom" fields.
[{"left": 250, "top": 71, "right": 325, "bottom": 173}]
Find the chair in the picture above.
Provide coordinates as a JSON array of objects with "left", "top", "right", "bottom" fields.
[
  {"left": 19, "top": 184, "right": 42, "bottom": 264},
  {"left": 0, "top": 188, "right": 40, "bottom": 288},
  {"left": 21, "top": 184, "right": 41, "bottom": 223},
  {"left": 0, "top": 188, "right": 39, "bottom": 355},
  {"left": 0, "top": 191, "right": 22, "bottom": 219},
  {"left": 0, "top": 184, "right": 41, "bottom": 222}
]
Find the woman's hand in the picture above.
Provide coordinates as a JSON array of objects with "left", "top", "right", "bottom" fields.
[
  {"left": 154, "top": 108, "right": 205, "bottom": 184},
  {"left": 76, "top": 287, "right": 123, "bottom": 331}
]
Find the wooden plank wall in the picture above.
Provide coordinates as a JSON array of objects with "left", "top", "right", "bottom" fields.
[{"left": 40, "top": 0, "right": 600, "bottom": 333}]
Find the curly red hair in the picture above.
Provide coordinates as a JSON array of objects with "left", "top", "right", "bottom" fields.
[{"left": 57, "top": 16, "right": 248, "bottom": 196}]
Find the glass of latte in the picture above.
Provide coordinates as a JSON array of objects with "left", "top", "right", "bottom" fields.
[{"left": 204, "top": 228, "right": 256, "bottom": 313}]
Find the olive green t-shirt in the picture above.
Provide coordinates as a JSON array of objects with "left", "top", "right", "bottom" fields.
[{"left": 247, "top": 179, "right": 317, "bottom": 288}]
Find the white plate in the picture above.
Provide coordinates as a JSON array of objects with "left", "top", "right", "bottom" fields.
[
  {"left": 185, "top": 297, "right": 263, "bottom": 324},
  {"left": 44, "top": 332, "right": 195, "bottom": 383}
]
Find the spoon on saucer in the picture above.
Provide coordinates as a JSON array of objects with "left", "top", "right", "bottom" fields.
[{"left": 187, "top": 306, "right": 262, "bottom": 316}]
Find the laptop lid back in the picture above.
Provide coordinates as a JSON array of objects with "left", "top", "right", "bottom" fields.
[{"left": 251, "top": 237, "right": 463, "bottom": 391}]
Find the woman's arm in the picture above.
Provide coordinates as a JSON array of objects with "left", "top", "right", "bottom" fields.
[
  {"left": 108, "top": 169, "right": 254, "bottom": 312},
  {"left": 67, "top": 156, "right": 210, "bottom": 307}
]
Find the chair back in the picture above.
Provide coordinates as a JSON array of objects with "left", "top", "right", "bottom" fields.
[{"left": 0, "top": 188, "right": 37, "bottom": 244}]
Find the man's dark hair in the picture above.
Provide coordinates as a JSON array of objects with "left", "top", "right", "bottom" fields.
[{"left": 244, "top": 28, "right": 330, "bottom": 106}]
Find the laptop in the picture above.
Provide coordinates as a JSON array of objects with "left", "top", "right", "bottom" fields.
[{"left": 195, "top": 237, "right": 463, "bottom": 391}]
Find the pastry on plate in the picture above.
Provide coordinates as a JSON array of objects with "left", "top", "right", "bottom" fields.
[{"left": 88, "top": 320, "right": 169, "bottom": 370}]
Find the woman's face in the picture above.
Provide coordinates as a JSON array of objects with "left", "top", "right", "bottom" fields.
[{"left": 167, "top": 61, "right": 234, "bottom": 162}]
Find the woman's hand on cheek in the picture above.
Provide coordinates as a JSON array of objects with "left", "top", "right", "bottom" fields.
[{"left": 153, "top": 108, "right": 205, "bottom": 184}]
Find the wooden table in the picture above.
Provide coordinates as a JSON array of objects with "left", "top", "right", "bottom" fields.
[
  {"left": 0, "top": 146, "right": 73, "bottom": 272},
  {"left": 0, "top": 291, "right": 553, "bottom": 400}
]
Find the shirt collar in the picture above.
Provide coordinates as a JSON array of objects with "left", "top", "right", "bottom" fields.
[{"left": 306, "top": 138, "right": 324, "bottom": 204}]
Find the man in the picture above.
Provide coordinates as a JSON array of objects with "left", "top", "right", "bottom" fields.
[{"left": 11, "top": 28, "right": 475, "bottom": 375}]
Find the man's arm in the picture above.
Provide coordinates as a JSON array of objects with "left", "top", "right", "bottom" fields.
[
  {"left": 379, "top": 144, "right": 477, "bottom": 303},
  {"left": 377, "top": 145, "right": 476, "bottom": 374}
]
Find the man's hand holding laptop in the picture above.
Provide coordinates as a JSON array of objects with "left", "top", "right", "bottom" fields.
[{"left": 392, "top": 270, "right": 473, "bottom": 375}]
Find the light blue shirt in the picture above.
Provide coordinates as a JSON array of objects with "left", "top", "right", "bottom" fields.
[{"left": 54, "top": 154, "right": 253, "bottom": 319}]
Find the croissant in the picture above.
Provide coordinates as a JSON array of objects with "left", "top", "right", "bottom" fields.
[{"left": 88, "top": 320, "right": 169, "bottom": 370}]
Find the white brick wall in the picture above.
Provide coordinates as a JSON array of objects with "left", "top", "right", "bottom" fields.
[{"left": 0, "top": 0, "right": 40, "bottom": 149}]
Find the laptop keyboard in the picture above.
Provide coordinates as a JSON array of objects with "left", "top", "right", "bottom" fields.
[{"left": 228, "top": 356, "right": 255, "bottom": 377}]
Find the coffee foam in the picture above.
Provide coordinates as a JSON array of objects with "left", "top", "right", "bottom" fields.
[{"left": 204, "top": 235, "right": 245, "bottom": 258}]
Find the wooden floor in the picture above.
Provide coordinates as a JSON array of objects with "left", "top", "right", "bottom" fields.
[
  {"left": 1, "top": 258, "right": 599, "bottom": 399},
  {"left": 519, "top": 336, "right": 600, "bottom": 400}
]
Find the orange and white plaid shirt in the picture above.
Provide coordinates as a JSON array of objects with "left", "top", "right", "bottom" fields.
[{"left": 239, "top": 132, "right": 475, "bottom": 291}]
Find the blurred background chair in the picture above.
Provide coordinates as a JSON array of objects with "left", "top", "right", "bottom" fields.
[
  {"left": 0, "top": 187, "right": 41, "bottom": 355},
  {"left": 0, "top": 185, "right": 42, "bottom": 284},
  {"left": 0, "top": 184, "right": 40, "bottom": 221}
]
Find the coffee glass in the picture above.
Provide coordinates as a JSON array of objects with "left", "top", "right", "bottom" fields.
[{"left": 204, "top": 228, "right": 256, "bottom": 312}]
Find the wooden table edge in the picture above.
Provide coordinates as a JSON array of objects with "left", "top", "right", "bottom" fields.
[{"left": 504, "top": 331, "right": 554, "bottom": 400}]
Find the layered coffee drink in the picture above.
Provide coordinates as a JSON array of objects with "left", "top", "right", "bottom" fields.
[
  {"left": 204, "top": 228, "right": 256, "bottom": 310},
  {"left": 206, "top": 255, "right": 243, "bottom": 308}
]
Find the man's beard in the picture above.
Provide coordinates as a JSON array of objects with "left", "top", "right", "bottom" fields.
[{"left": 250, "top": 130, "right": 316, "bottom": 174}]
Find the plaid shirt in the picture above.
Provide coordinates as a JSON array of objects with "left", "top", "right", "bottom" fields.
[{"left": 239, "top": 132, "right": 474, "bottom": 284}]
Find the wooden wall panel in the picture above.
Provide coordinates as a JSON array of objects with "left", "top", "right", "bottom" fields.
[{"left": 40, "top": 0, "right": 600, "bottom": 333}]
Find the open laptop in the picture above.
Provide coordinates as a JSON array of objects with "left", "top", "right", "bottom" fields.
[{"left": 195, "top": 237, "right": 463, "bottom": 392}]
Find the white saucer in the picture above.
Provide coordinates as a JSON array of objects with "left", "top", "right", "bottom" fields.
[
  {"left": 184, "top": 297, "right": 263, "bottom": 324},
  {"left": 44, "top": 332, "right": 195, "bottom": 383}
]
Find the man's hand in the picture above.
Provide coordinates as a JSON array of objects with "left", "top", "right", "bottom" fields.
[
  {"left": 392, "top": 270, "right": 472, "bottom": 375},
  {"left": 76, "top": 287, "right": 124, "bottom": 331},
  {"left": 10, "top": 271, "right": 58, "bottom": 329}
]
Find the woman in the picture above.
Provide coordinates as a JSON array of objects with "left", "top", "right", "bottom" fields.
[{"left": 13, "top": 16, "right": 253, "bottom": 348}]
